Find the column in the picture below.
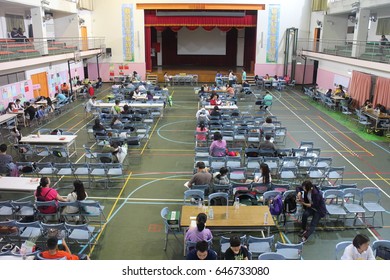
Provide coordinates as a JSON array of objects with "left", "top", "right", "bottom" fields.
[
  {"left": 352, "top": 8, "right": 370, "bottom": 58},
  {"left": 31, "top": 7, "right": 48, "bottom": 55}
]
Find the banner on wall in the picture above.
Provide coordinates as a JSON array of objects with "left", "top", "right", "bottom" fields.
[
  {"left": 109, "top": 63, "right": 115, "bottom": 77},
  {"left": 122, "top": 4, "right": 135, "bottom": 62},
  {"left": 0, "top": 80, "right": 33, "bottom": 110},
  {"left": 266, "top": 4, "right": 280, "bottom": 63}
]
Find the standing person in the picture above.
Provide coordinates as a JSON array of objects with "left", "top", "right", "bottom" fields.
[
  {"left": 164, "top": 72, "right": 171, "bottom": 86},
  {"left": 341, "top": 234, "right": 375, "bottom": 260},
  {"left": 209, "top": 131, "right": 227, "bottom": 157},
  {"left": 228, "top": 70, "right": 235, "bottom": 87},
  {"left": 185, "top": 213, "right": 213, "bottom": 243},
  {"left": 297, "top": 180, "right": 326, "bottom": 242},
  {"left": 241, "top": 68, "right": 247, "bottom": 83},
  {"left": 88, "top": 83, "right": 95, "bottom": 97},
  {"left": 110, "top": 100, "right": 121, "bottom": 115},
  {"left": 380, "top": 35, "right": 388, "bottom": 46},
  {"left": 186, "top": 240, "right": 217, "bottom": 260},
  {"left": 224, "top": 235, "right": 249, "bottom": 260},
  {"left": 185, "top": 161, "right": 212, "bottom": 189},
  {"left": 24, "top": 102, "right": 36, "bottom": 125},
  {"left": 85, "top": 96, "right": 96, "bottom": 118},
  {"left": 35, "top": 177, "right": 67, "bottom": 214},
  {"left": 0, "top": 144, "right": 13, "bottom": 175},
  {"left": 62, "top": 180, "right": 88, "bottom": 222}
]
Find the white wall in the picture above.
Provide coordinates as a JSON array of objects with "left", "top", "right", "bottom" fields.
[
  {"left": 367, "top": 7, "right": 390, "bottom": 41},
  {"left": 78, "top": 9, "right": 93, "bottom": 37},
  {"left": 54, "top": 14, "right": 79, "bottom": 38}
]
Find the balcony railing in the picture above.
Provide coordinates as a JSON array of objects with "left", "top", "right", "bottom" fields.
[
  {"left": 0, "top": 37, "right": 105, "bottom": 63},
  {"left": 298, "top": 39, "right": 390, "bottom": 64}
]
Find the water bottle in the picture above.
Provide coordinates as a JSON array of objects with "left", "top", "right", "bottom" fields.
[
  {"left": 235, "top": 197, "right": 240, "bottom": 209},
  {"left": 264, "top": 212, "right": 269, "bottom": 225},
  {"left": 208, "top": 206, "right": 214, "bottom": 220},
  {"left": 198, "top": 199, "right": 203, "bottom": 209}
]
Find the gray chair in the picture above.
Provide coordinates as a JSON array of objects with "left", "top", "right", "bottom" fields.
[
  {"left": 342, "top": 188, "right": 366, "bottom": 226},
  {"left": 183, "top": 189, "right": 204, "bottom": 205},
  {"left": 258, "top": 252, "right": 286, "bottom": 260},
  {"left": 323, "top": 190, "right": 347, "bottom": 228},
  {"left": 361, "top": 187, "right": 386, "bottom": 227},
  {"left": 335, "top": 241, "right": 352, "bottom": 259},
  {"left": 275, "top": 241, "right": 303, "bottom": 260},
  {"left": 160, "top": 207, "right": 181, "bottom": 251},
  {"left": 208, "top": 192, "right": 229, "bottom": 206},
  {"left": 247, "top": 235, "right": 274, "bottom": 258},
  {"left": 65, "top": 222, "right": 95, "bottom": 253}
]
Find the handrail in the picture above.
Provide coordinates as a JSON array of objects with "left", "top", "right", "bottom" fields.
[
  {"left": 0, "top": 36, "right": 105, "bottom": 63},
  {"left": 298, "top": 39, "right": 390, "bottom": 64}
]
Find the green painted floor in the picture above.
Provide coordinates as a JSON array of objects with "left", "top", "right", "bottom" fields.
[{"left": 3, "top": 83, "right": 389, "bottom": 260}]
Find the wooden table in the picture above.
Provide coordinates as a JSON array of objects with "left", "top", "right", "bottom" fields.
[
  {"left": 20, "top": 134, "right": 77, "bottom": 158},
  {"left": 180, "top": 205, "right": 275, "bottom": 236},
  {"left": 0, "top": 176, "right": 40, "bottom": 192}
]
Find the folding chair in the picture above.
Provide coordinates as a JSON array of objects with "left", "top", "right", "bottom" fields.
[
  {"left": 160, "top": 207, "right": 181, "bottom": 251},
  {"left": 342, "top": 188, "right": 366, "bottom": 227},
  {"left": 335, "top": 241, "right": 352, "bottom": 259},
  {"left": 79, "top": 200, "right": 107, "bottom": 229},
  {"left": 247, "top": 235, "right": 274, "bottom": 258},
  {"left": 323, "top": 190, "right": 347, "bottom": 229},
  {"left": 275, "top": 241, "right": 303, "bottom": 260},
  {"left": 183, "top": 189, "right": 205, "bottom": 206},
  {"left": 361, "top": 187, "right": 386, "bottom": 227},
  {"left": 326, "top": 166, "right": 345, "bottom": 186}
]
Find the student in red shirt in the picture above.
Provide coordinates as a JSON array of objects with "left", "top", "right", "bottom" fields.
[{"left": 88, "top": 83, "right": 95, "bottom": 97}]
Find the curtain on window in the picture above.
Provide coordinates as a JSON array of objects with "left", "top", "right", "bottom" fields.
[
  {"left": 349, "top": 71, "right": 371, "bottom": 107},
  {"left": 373, "top": 77, "right": 390, "bottom": 109},
  {"left": 77, "top": 0, "right": 93, "bottom": 11},
  {"left": 312, "top": 0, "right": 327, "bottom": 11},
  {"left": 376, "top": 18, "right": 390, "bottom": 35},
  {"left": 5, "top": 14, "right": 24, "bottom": 33}
]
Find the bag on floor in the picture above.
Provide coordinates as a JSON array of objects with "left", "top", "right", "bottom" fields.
[
  {"left": 269, "top": 194, "right": 283, "bottom": 216},
  {"left": 376, "top": 246, "right": 390, "bottom": 260}
]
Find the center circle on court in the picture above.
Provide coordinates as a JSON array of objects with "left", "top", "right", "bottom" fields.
[{"left": 157, "top": 120, "right": 195, "bottom": 144}]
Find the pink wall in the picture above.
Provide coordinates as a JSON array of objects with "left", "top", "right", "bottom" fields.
[
  {"left": 316, "top": 68, "right": 350, "bottom": 90},
  {"left": 0, "top": 80, "right": 34, "bottom": 111},
  {"left": 88, "top": 63, "right": 146, "bottom": 82}
]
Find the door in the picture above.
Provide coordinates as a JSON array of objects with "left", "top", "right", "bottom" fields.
[
  {"left": 31, "top": 72, "right": 49, "bottom": 98},
  {"left": 80, "top": 26, "right": 88, "bottom": 51}
]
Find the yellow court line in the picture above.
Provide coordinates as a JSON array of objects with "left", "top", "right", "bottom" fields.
[
  {"left": 89, "top": 172, "right": 132, "bottom": 255},
  {"left": 55, "top": 113, "right": 80, "bottom": 127},
  {"left": 140, "top": 117, "right": 161, "bottom": 155},
  {"left": 306, "top": 117, "right": 357, "bottom": 157},
  {"left": 288, "top": 93, "right": 310, "bottom": 110},
  {"left": 278, "top": 97, "right": 297, "bottom": 111},
  {"left": 68, "top": 117, "right": 89, "bottom": 131},
  {"left": 318, "top": 116, "right": 374, "bottom": 156},
  {"left": 376, "top": 173, "right": 390, "bottom": 186}
]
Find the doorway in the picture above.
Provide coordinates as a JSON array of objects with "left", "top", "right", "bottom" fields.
[
  {"left": 30, "top": 72, "right": 49, "bottom": 98},
  {"left": 80, "top": 26, "right": 88, "bottom": 51}
]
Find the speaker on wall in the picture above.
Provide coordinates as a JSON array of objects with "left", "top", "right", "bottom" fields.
[{"left": 106, "top": 48, "right": 112, "bottom": 57}]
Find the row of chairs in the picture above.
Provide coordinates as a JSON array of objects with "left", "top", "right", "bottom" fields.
[
  {"left": 0, "top": 220, "right": 96, "bottom": 253},
  {"left": 0, "top": 200, "right": 106, "bottom": 228},
  {"left": 16, "top": 161, "right": 124, "bottom": 188},
  {"left": 335, "top": 239, "right": 390, "bottom": 260}
]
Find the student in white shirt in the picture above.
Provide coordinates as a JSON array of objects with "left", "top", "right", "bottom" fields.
[{"left": 341, "top": 234, "right": 375, "bottom": 260}]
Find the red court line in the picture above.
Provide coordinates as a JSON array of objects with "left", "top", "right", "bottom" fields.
[
  {"left": 317, "top": 116, "right": 373, "bottom": 157},
  {"left": 343, "top": 172, "right": 390, "bottom": 175},
  {"left": 287, "top": 131, "right": 299, "bottom": 146}
]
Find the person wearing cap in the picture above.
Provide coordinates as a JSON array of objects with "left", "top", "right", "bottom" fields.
[
  {"left": 196, "top": 107, "right": 210, "bottom": 124},
  {"left": 85, "top": 95, "right": 97, "bottom": 118},
  {"left": 186, "top": 161, "right": 212, "bottom": 189}
]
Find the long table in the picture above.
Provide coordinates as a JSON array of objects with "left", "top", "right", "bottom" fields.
[
  {"left": 205, "top": 104, "right": 238, "bottom": 110},
  {"left": 20, "top": 134, "right": 77, "bottom": 158},
  {"left": 0, "top": 176, "right": 40, "bottom": 192},
  {"left": 180, "top": 205, "right": 275, "bottom": 236},
  {"left": 363, "top": 109, "right": 390, "bottom": 130},
  {"left": 0, "top": 114, "right": 17, "bottom": 126},
  {"left": 94, "top": 102, "right": 164, "bottom": 109}
]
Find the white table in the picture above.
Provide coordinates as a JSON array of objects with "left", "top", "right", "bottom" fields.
[
  {"left": 133, "top": 94, "right": 161, "bottom": 101},
  {"left": 205, "top": 104, "right": 238, "bottom": 110},
  {"left": 0, "top": 114, "right": 17, "bottom": 126},
  {"left": 0, "top": 176, "right": 40, "bottom": 192},
  {"left": 35, "top": 97, "right": 58, "bottom": 105},
  {"left": 94, "top": 102, "right": 164, "bottom": 109},
  {"left": 20, "top": 134, "right": 77, "bottom": 158}
]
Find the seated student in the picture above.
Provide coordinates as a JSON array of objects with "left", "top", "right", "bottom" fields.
[
  {"left": 6, "top": 102, "right": 16, "bottom": 113},
  {"left": 259, "top": 92, "right": 273, "bottom": 110},
  {"left": 361, "top": 99, "right": 373, "bottom": 111},
  {"left": 35, "top": 177, "right": 67, "bottom": 214},
  {"left": 258, "top": 134, "right": 277, "bottom": 152},
  {"left": 55, "top": 92, "right": 67, "bottom": 103},
  {"left": 35, "top": 105, "right": 45, "bottom": 120},
  {"left": 196, "top": 122, "right": 208, "bottom": 143},
  {"left": 102, "top": 142, "right": 127, "bottom": 164},
  {"left": 14, "top": 99, "right": 24, "bottom": 109},
  {"left": 61, "top": 82, "right": 69, "bottom": 95},
  {"left": 92, "top": 118, "right": 105, "bottom": 133},
  {"left": 224, "top": 235, "right": 249, "bottom": 260},
  {"left": 186, "top": 240, "right": 217, "bottom": 260},
  {"left": 209, "top": 131, "right": 227, "bottom": 157},
  {"left": 253, "top": 163, "right": 272, "bottom": 184},
  {"left": 185, "top": 213, "right": 213, "bottom": 243},
  {"left": 209, "top": 106, "right": 221, "bottom": 117},
  {"left": 110, "top": 100, "right": 121, "bottom": 115},
  {"left": 341, "top": 234, "right": 375, "bottom": 260},
  {"left": 110, "top": 116, "right": 123, "bottom": 128},
  {"left": 325, "top": 89, "right": 332, "bottom": 98},
  {"left": 213, "top": 167, "right": 230, "bottom": 185},
  {"left": 146, "top": 91, "right": 154, "bottom": 101},
  {"left": 334, "top": 84, "right": 345, "bottom": 97},
  {"left": 0, "top": 144, "right": 13, "bottom": 175},
  {"left": 209, "top": 94, "right": 221, "bottom": 106},
  {"left": 186, "top": 161, "right": 212, "bottom": 189},
  {"left": 62, "top": 180, "right": 88, "bottom": 221},
  {"left": 41, "top": 237, "right": 89, "bottom": 260},
  {"left": 261, "top": 117, "right": 275, "bottom": 134},
  {"left": 283, "top": 75, "right": 290, "bottom": 84},
  {"left": 226, "top": 85, "right": 235, "bottom": 97},
  {"left": 374, "top": 103, "right": 387, "bottom": 114},
  {"left": 121, "top": 104, "right": 134, "bottom": 115},
  {"left": 154, "top": 84, "right": 161, "bottom": 91}
]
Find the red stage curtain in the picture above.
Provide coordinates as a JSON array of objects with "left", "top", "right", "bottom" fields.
[
  {"left": 145, "top": 10, "right": 257, "bottom": 28},
  {"left": 154, "top": 26, "right": 166, "bottom": 32},
  {"left": 186, "top": 26, "right": 198, "bottom": 31},
  {"left": 349, "top": 71, "right": 371, "bottom": 107},
  {"left": 203, "top": 26, "right": 215, "bottom": 31},
  {"left": 373, "top": 77, "right": 390, "bottom": 109},
  {"left": 170, "top": 26, "right": 182, "bottom": 32},
  {"left": 218, "top": 26, "right": 232, "bottom": 32},
  {"left": 145, "top": 26, "right": 152, "bottom": 72}
]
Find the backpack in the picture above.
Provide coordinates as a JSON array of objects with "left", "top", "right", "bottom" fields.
[
  {"left": 269, "top": 194, "right": 283, "bottom": 215},
  {"left": 234, "top": 191, "right": 258, "bottom": 206},
  {"left": 283, "top": 192, "right": 297, "bottom": 225},
  {"left": 376, "top": 246, "right": 390, "bottom": 260}
]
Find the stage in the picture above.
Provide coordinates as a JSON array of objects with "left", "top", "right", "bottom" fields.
[{"left": 148, "top": 66, "right": 251, "bottom": 84}]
